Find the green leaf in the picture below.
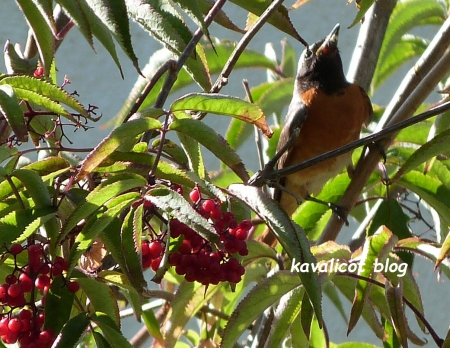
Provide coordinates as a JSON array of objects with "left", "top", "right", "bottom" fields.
[
  {"left": 221, "top": 271, "right": 301, "bottom": 348},
  {"left": 55, "top": 312, "right": 90, "bottom": 348},
  {"left": 76, "top": 277, "right": 120, "bottom": 327},
  {"left": 0, "top": 75, "right": 90, "bottom": 120},
  {"left": 349, "top": 0, "right": 376, "bottom": 28},
  {"left": 280, "top": 39, "right": 297, "bottom": 79},
  {"left": 348, "top": 226, "right": 397, "bottom": 335},
  {"left": 227, "top": 184, "right": 322, "bottom": 327},
  {"left": 55, "top": 0, "right": 95, "bottom": 49},
  {"left": 397, "top": 170, "right": 450, "bottom": 226},
  {"left": 256, "top": 78, "right": 294, "bottom": 117},
  {"left": 121, "top": 206, "right": 147, "bottom": 291},
  {"left": 171, "top": 93, "right": 272, "bottom": 137},
  {"left": 163, "top": 281, "right": 220, "bottom": 346},
  {"left": 197, "top": 0, "right": 245, "bottom": 33},
  {"left": 15, "top": 0, "right": 55, "bottom": 73},
  {"left": 373, "top": 35, "right": 428, "bottom": 90},
  {"left": 177, "top": 132, "right": 206, "bottom": 179},
  {"left": 392, "top": 129, "right": 450, "bottom": 182},
  {"left": 12, "top": 169, "right": 51, "bottom": 208},
  {"left": 142, "top": 308, "right": 164, "bottom": 345},
  {"left": 85, "top": 0, "right": 140, "bottom": 75},
  {"left": 146, "top": 187, "right": 218, "bottom": 242},
  {"left": 169, "top": 118, "right": 249, "bottom": 182},
  {"left": 3, "top": 41, "right": 37, "bottom": 75},
  {"left": 91, "top": 312, "right": 132, "bottom": 348},
  {"left": 0, "top": 85, "right": 27, "bottom": 141},
  {"left": 229, "top": 0, "right": 302, "bottom": 41},
  {"left": 75, "top": 118, "right": 162, "bottom": 180},
  {"left": 385, "top": 282, "right": 408, "bottom": 347},
  {"left": 374, "top": 0, "right": 445, "bottom": 79},
  {"left": 44, "top": 276, "right": 75, "bottom": 334},
  {"left": 113, "top": 43, "right": 277, "bottom": 126},
  {"left": 68, "top": 193, "right": 138, "bottom": 272},
  {"left": 59, "top": 0, "right": 124, "bottom": 77},
  {"left": 61, "top": 173, "right": 147, "bottom": 243},
  {"left": 266, "top": 286, "right": 305, "bottom": 347}
]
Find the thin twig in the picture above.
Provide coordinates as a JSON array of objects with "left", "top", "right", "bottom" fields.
[{"left": 194, "top": 0, "right": 295, "bottom": 120}]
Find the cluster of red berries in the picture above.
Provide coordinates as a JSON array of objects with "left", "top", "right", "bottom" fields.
[
  {"left": 163, "top": 187, "right": 249, "bottom": 285},
  {"left": 141, "top": 240, "right": 163, "bottom": 272},
  {"left": 0, "top": 243, "right": 79, "bottom": 347}
]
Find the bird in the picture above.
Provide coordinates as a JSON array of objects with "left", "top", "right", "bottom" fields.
[{"left": 259, "top": 24, "right": 373, "bottom": 246}]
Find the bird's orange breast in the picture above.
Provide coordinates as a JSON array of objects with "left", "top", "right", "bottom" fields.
[{"left": 280, "top": 83, "right": 370, "bottom": 215}]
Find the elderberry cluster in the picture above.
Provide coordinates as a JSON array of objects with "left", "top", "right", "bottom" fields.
[
  {"left": 153, "top": 187, "right": 250, "bottom": 285},
  {"left": 0, "top": 243, "right": 79, "bottom": 347}
]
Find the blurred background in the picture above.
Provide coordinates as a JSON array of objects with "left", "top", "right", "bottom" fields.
[{"left": 0, "top": 1, "right": 448, "bottom": 346}]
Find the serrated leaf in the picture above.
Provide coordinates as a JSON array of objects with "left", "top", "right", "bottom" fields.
[
  {"left": 0, "top": 85, "right": 27, "bottom": 141},
  {"left": 91, "top": 312, "right": 132, "bottom": 348},
  {"left": 172, "top": 0, "right": 210, "bottom": 42},
  {"left": 61, "top": 173, "right": 147, "bottom": 242},
  {"left": 113, "top": 43, "right": 277, "bottom": 126},
  {"left": 45, "top": 276, "right": 75, "bottom": 335},
  {"left": 385, "top": 282, "right": 408, "bottom": 347},
  {"left": 3, "top": 41, "right": 37, "bottom": 75},
  {"left": 121, "top": 206, "right": 147, "bottom": 291},
  {"left": 374, "top": 0, "right": 445, "bottom": 73},
  {"left": 75, "top": 118, "right": 161, "bottom": 181},
  {"left": 227, "top": 184, "right": 322, "bottom": 327},
  {"left": 197, "top": 0, "right": 245, "bottom": 33},
  {"left": 15, "top": 0, "right": 55, "bottom": 73},
  {"left": 0, "top": 75, "right": 90, "bottom": 119},
  {"left": 63, "top": 0, "right": 124, "bottom": 77},
  {"left": 397, "top": 170, "right": 450, "bottom": 226},
  {"left": 373, "top": 35, "right": 428, "bottom": 90},
  {"left": 142, "top": 308, "right": 164, "bottom": 345},
  {"left": 221, "top": 271, "right": 300, "bottom": 348},
  {"left": 76, "top": 277, "right": 120, "bottom": 327},
  {"left": 280, "top": 39, "right": 296, "bottom": 78},
  {"left": 68, "top": 193, "right": 138, "bottom": 272},
  {"left": 169, "top": 118, "right": 249, "bottom": 182},
  {"left": 54, "top": 312, "right": 90, "bottom": 348},
  {"left": 348, "top": 226, "right": 397, "bottom": 335},
  {"left": 146, "top": 187, "right": 218, "bottom": 242},
  {"left": 266, "top": 286, "right": 304, "bottom": 347},
  {"left": 86, "top": 0, "right": 140, "bottom": 75},
  {"left": 171, "top": 93, "right": 272, "bottom": 137},
  {"left": 55, "top": 0, "right": 95, "bottom": 49},
  {"left": 12, "top": 169, "right": 51, "bottom": 208},
  {"left": 348, "top": 0, "right": 376, "bottom": 28},
  {"left": 392, "top": 129, "right": 450, "bottom": 182},
  {"left": 229, "top": 0, "right": 302, "bottom": 41},
  {"left": 256, "top": 78, "right": 294, "bottom": 118},
  {"left": 13, "top": 210, "right": 56, "bottom": 244},
  {"left": 163, "top": 280, "right": 220, "bottom": 346}
]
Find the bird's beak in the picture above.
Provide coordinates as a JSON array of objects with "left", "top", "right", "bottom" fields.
[{"left": 316, "top": 24, "right": 340, "bottom": 56}]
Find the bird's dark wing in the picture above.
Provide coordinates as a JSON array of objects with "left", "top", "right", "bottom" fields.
[
  {"left": 273, "top": 96, "right": 309, "bottom": 201},
  {"left": 359, "top": 85, "right": 373, "bottom": 126}
]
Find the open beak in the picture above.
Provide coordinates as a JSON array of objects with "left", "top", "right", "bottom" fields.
[{"left": 316, "top": 24, "right": 340, "bottom": 56}]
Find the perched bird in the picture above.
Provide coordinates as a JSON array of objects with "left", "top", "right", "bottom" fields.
[{"left": 260, "top": 24, "right": 372, "bottom": 246}]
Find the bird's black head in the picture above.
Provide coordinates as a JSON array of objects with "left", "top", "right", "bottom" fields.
[{"left": 296, "top": 24, "right": 348, "bottom": 94}]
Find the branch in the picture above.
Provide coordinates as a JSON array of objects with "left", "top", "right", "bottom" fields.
[{"left": 320, "top": 16, "right": 450, "bottom": 243}]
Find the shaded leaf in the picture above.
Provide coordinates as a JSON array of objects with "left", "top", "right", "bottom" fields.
[
  {"left": 91, "top": 312, "right": 132, "bottom": 348},
  {"left": 44, "top": 276, "right": 75, "bottom": 335},
  {"left": 349, "top": 0, "right": 376, "bottom": 28},
  {"left": 54, "top": 313, "right": 90, "bottom": 348},
  {"left": 75, "top": 118, "right": 161, "bottom": 181},
  {"left": 227, "top": 184, "right": 322, "bottom": 327},
  {"left": 169, "top": 118, "right": 249, "bottom": 182},
  {"left": 0, "top": 85, "right": 27, "bottom": 141}
]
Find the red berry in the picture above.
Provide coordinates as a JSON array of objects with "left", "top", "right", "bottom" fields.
[
  {"left": 7, "top": 283, "right": 23, "bottom": 298},
  {"left": 189, "top": 188, "right": 201, "bottom": 202},
  {"left": 142, "top": 255, "right": 152, "bottom": 269},
  {"left": 148, "top": 241, "right": 163, "bottom": 259},
  {"left": 35, "top": 275, "right": 50, "bottom": 290},
  {"left": 235, "top": 228, "right": 248, "bottom": 240},
  {"left": 168, "top": 253, "right": 182, "bottom": 266},
  {"left": 171, "top": 184, "right": 183, "bottom": 195},
  {"left": 40, "top": 264, "right": 50, "bottom": 275},
  {"left": 9, "top": 244, "right": 23, "bottom": 256},
  {"left": 18, "top": 273, "right": 32, "bottom": 293},
  {"left": 0, "top": 318, "right": 9, "bottom": 335},
  {"left": 7, "top": 318, "right": 22, "bottom": 333},
  {"left": 222, "top": 212, "right": 235, "bottom": 223},
  {"left": 67, "top": 281, "right": 80, "bottom": 293},
  {"left": 5, "top": 274, "right": 17, "bottom": 285},
  {"left": 141, "top": 241, "right": 150, "bottom": 257},
  {"left": 54, "top": 256, "right": 68, "bottom": 271},
  {"left": 239, "top": 219, "right": 253, "bottom": 231},
  {"left": 178, "top": 240, "right": 192, "bottom": 255},
  {"left": 151, "top": 257, "right": 161, "bottom": 272},
  {"left": 19, "top": 310, "right": 32, "bottom": 321},
  {"left": 39, "top": 329, "right": 53, "bottom": 344},
  {"left": 0, "top": 285, "right": 8, "bottom": 301},
  {"left": 33, "top": 67, "right": 44, "bottom": 78},
  {"left": 202, "top": 199, "right": 216, "bottom": 213}
]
